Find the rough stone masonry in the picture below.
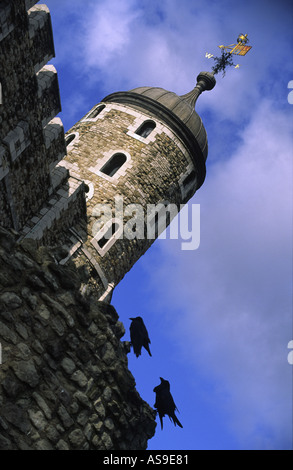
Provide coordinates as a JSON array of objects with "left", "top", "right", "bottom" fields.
[{"left": 0, "top": 227, "right": 156, "bottom": 450}]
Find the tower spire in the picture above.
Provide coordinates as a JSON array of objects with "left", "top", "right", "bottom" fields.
[
  {"left": 180, "top": 71, "right": 216, "bottom": 108},
  {"left": 181, "top": 34, "right": 252, "bottom": 109}
]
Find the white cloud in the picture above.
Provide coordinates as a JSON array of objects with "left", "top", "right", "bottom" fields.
[
  {"left": 52, "top": 0, "right": 291, "bottom": 122},
  {"left": 80, "top": 0, "right": 142, "bottom": 69},
  {"left": 145, "top": 98, "right": 293, "bottom": 448},
  {"left": 48, "top": 0, "right": 293, "bottom": 121}
]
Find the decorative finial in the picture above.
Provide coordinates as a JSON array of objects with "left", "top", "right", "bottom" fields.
[
  {"left": 180, "top": 71, "right": 216, "bottom": 108},
  {"left": 205, "top": 34, "right": 252, "bottom": 77}
]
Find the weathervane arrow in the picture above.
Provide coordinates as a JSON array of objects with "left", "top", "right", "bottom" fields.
[{"left": 205, "top": 34, "right": 252, "bottom": 76}]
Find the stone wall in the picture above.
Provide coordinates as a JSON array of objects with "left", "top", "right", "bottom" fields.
[
  {"left": 0, "top": 227, "right": 156, "bottom": 450},
  {"left": 19, "top": 171, "right": 87, "bottom": 247},
  {"left": 60, "top": 101, "right": 198, "bottom": 299},
  {"left": 0, "top": 1, "right": 70, "bottom": 232}
]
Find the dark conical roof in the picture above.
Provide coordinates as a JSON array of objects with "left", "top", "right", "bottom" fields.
[
  {"left": 129, "top": 85, "right": 207, "bottom": 159},
  {"left": 129, "top": 72, "right": 215, "bottom": 161}
]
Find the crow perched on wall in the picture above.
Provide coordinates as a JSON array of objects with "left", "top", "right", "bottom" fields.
[
  {"left": 129, "top": 316, "right": 152, "bottom": 357},
  {"left": 153, "top": 377, "right": 183, "bottom": 429}
]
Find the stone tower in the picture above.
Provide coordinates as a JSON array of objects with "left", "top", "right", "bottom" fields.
[
  {"left": 0, "top": 0, "right": 218, "bottom": 450},
  {"left": 59, "top": 72, "right": 216, "bottom": 301}
]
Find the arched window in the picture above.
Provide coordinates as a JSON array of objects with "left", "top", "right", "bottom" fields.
[
  {"left": 135, "top": 120, "right": 156, "bottom": 138},
  {"left": 97, "top": 223, "right": 119, "bottom": 249},
  {"left": 100, "top": 153, "right": 127, "bottom": 177},
  {"left": 91, "top": 218, "right": 123, "bottom": 256},
  {"left": 65, "top": 133, "right": 76, "bottom": 146},
  {"left": 181, "top": 169, "right": 196, "bottom": 200},
  {"left": 182, "top": 170, "right": 196, "bottom": 187},
  {"left": 87, "top": 104, "right": 106, "bottom": 119}
]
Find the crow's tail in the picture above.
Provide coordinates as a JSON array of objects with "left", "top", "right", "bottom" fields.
[{"left": 170, "top": 413, "right": 183, "bottom": 428}]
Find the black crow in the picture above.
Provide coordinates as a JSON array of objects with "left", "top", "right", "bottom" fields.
[
  {"left": 153, "top": 377, "right": 183, "bottom": 429},
  {"left": 129, "top": 316, "right": 152, "bottom": 357}
]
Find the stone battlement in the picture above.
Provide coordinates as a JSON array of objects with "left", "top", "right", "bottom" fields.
[{"left": 0, "top": 0, "right": 82, "bottom": 234}]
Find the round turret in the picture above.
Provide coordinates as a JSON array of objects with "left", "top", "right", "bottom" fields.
[{"left": 62, "top": 72, "right": 216, "bottom": 299}]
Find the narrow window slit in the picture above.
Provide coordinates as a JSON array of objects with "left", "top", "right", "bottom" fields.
[
  {"left": 97, "top": 223, "right": 119, "bottom": 248},
  {"left": 100, "top": 153, "right": 127, "bottom": 177},
  {"left": 88, "top": 104, "right": 106, "bottom": 119},
  {"left": 135, "top": 121, "right": 156, "bottom": 138}
]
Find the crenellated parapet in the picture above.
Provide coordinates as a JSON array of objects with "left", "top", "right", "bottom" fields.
[
  {"left": 36, "top": 64, "right": 62, "bottom": 127},
  {"left": 28, "top": 4, "right": 55, "bottom": 74},
  {"left": 0, "top": 1, "right": 82, "bottom": 234}
]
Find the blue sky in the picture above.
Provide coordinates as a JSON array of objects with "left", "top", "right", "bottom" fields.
[{"left": 44, "top": 0, "right": 293, "bottom": 450}]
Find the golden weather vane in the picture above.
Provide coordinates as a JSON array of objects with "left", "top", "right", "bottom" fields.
[{"left": 205, "top": 34, "right": 252, "bottom": 76}]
